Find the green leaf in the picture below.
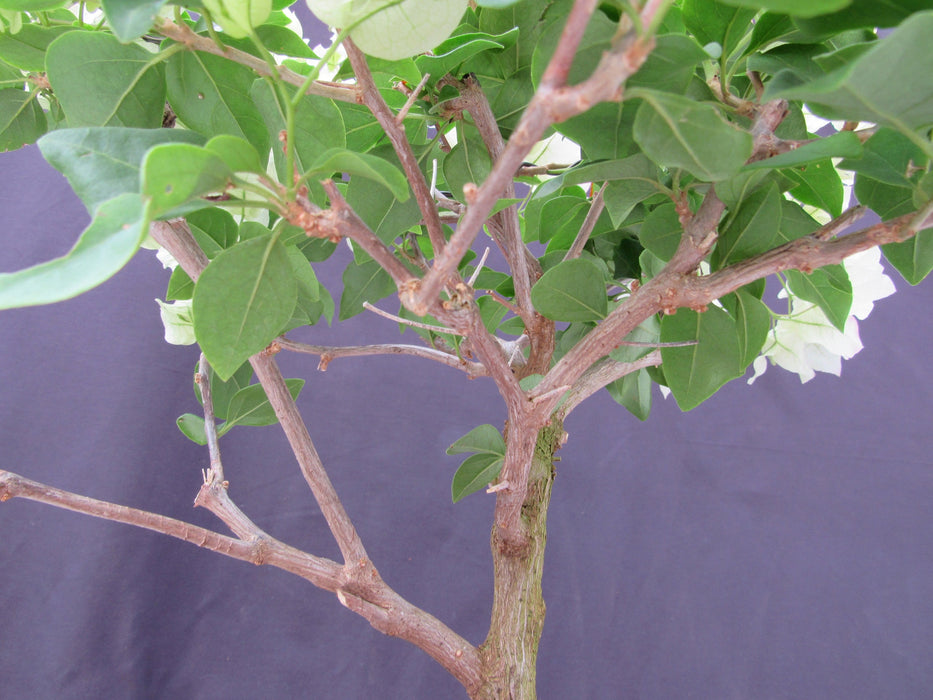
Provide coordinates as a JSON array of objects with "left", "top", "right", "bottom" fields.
[
  {"left": 764, "top": 12, "right": 933, "bottom": 138},
  {"left": 638, "top": 202, "right": 682, "bottom": 262},
  {"left": 609, "top": 315, "right": 661, "bottom": 364},
  {"left": 415, "top": 29, "right": 517, "bottom": 78},
  {"left": 308, "top": 148, "right": 410, "bottom": 202},
  {"left": 166, "top": 49, "right": 270, "bottom": 156},
  {"left": 176, "top": 413, "right": 208, "bottom": 445},
  {"left": 0, "top": 0, "right": 67, "bottom": 8},
  {"left": 0, "top": 88, "right": 45, "bottom": 151},
  {"left": 606, "top": 369, "right": 652, "bottom": 421},
  {"left": 447, "top": 424, "right": 506, "bottom": 456},
  {"left": 192, "top": 235, "right": 298, "bottom": 380},
  {"left": 224, "top": 379, "right": 305, "bottom": 428},
  {"left": 660, "top": 304, "right": 741, "bottom": 411},
  {"left": 725, "top": 288, "right": 771, "bottom": 368},
  {"left": 250, "top": 80, "right": 345, "bottom": 178},
  {"left": 785, "top": 266, "right": 852, "bottom": 331},
  {"left": 628, "top": 34, "right": 708, "bottom": 95},
  {"left": 632, "top": 89, "right": 752, "bottom": 182},
  {"left": 38, "top": 127, "right": 205, "bottom": 214},
  {"left": 444, "top": 131, "right": 493, "bottom": 203},
  {"left": 0, "top": 23, "right": 74, "bottom": 71},
  {"left": 712, "top": 184, "right": 782, "bottom": 268},
  {"left": 101, "top": 0, "right": 168, "bottom": 42},
  {"left": 239, "top": 24, "right": 316, "bottom": 58},
  {"left": 344, "top": 147, "right": 422, "bottom": 245},
  {"left": 794, "top": 0, "right": 924, "bottom": 35},
  {"left": 196, "top": 361, "right": 253, "bottom": 420},
  {"left": 204, "top": 134, "right": 264, "bottom": 174},
  {"left": 451, "top": 453, "right": 504, "bottom": 503},
  {"left": 883, "top": 229, "right": 933, "bottom": 286},
  {"left": 785, "top": 159, "right": 844, "bottom": 218},
  {"left": 837, "top": 128, "right": 929, "bottom": 187},
  {"left": 681, "top": 0, "right": 756, "bottom": 60},
  {"left": 531, "top": 257, "right": 608, "bottom": 322},
  {"left": 339, "top": 257, "right": 396, "bottom": 321},
  {"left": 717, "top": 0, "right": 850, "bottom": 17},
  {"left": 744, "top": 131, "right": 863, "bottom": 170},
  {"left": 46, "top": 31, "right": 165, "bottom": 128},
  {"left": 142, "top": 144, "right": 233, "bottom": 218},
  {"left": 0, "top": 192, "right": 148, "bottom": 310}
]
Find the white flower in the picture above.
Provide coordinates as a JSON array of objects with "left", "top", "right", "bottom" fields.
[
  {"left": 310, "top": 31, "right": 349, "bottom": 81},
  {"left": 155, "top": 247, "right": 179, "bottom": 270},
  {"left": 155, "top": 299, "right": 196, "bottom": 345},
  {"left": 844, "top": 246, "right": 895, "bottom": 319},
  {"left": 748, "top": 247, "right": 895, "bottom": 384},
  {"left": 526, "top": 133, "right": 581, "bottom": 169}
]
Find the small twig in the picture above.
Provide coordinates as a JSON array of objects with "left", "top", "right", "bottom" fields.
[
  {"left": 529, "top": 384, "right": 572, "bottom": 404},
  {"left": 813, "top": 205, "right": 867, "bottom": 241},
  {"left": 564, "top": 182, "right": 607, "bottom": 261},
  {"left": 556, "top": 350, "right": 663, "bottom": 419},
  {"left": 276, "top": 336, "right": 487, "bottom": 377},
  {"left": 484, "top": 289, "right": 522, "bottom": 315},
  {"left": 467, "top": 247, "right": 490, "bottom": 287},
  {"left": 152, "top": 18, "right": 356, "bottom": 103},
  {"left": 486, "top": 480, "right": 511, "bottom": 494},
  {"left": 345, "top": 38, "right": 447, "bottom": 257},
  {"left": 516, "top": 163, "right": 574, "bottom": 177},
  {"left": 197, "top": 353, "right": 224, "bottom": 481},
  {"left": 363, "top": 301, "right": 462, "bottom": 335},
  {"left": 395, "top": 72, "right": 430, "bottom": 124}
]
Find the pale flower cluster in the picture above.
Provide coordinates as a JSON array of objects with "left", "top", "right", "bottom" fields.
[{"left": 748, "top": 247, "right": 896, "bottom": 384}]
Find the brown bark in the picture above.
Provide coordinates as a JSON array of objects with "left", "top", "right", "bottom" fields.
[{"left": 474, "top": 422, "right": 565, "bottom": 699}]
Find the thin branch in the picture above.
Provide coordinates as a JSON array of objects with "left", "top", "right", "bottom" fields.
[
  {"left": 405, "top": 16, "right": 655, "bottom": 315},
  {"left": 276, "top": 336, "right": 488, "bottom": 377},
  {"left": 152, "top": 18, "right": 356, "bottom": 103},
  {"left": 0, "top": 469, "right": 484, "bottom": 691},
  {"left": 250, "top": 352, "right": 370, "bottom": 564},
  {"left": 363, "top": 301, "right": 461, "bottom": 335},
  {"left": 293, "top": 181, "right": 418, "bottom": 288},
  {"left": 467, "top": 247, "right": 490, "bottom": 287},
  {"left": 533, "top": 188, "right": 726, "bottom": 405},
  {"left": 564, "top": 182, "right": 607, "bottom": 261},
  {"left": 395, "top": 72, "right": 430, "bottom": 124},
  {"left": 344, "top": 39, "right": 447, "bottom": 257},
  {"left": 555, "top": 350, "right": 662, "bottom": 419},
  {"left": 149, "top": 220, "right": 369, "bottom": 566},
  {"left": 0, "top": 469, "right": 342, "bottom": 590},
  {"left": 452, "top": 75, "right": 536, "bottom": 315},
  {"left": 197, "top": 353, "right": 223, "bottom": 480},
  {"left": 682, "top": 203, "right": 933, "bottom": 304}
]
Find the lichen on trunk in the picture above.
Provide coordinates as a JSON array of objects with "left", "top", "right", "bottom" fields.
[{"left": 475, "top": 421, "right": 564, "bottom": 699}]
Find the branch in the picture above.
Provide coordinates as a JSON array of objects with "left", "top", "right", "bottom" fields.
[
  {"left": 152, "top": 18, "right": 356, "bottom": 103},
  {"left": 149, "top": 220, "right": 369, "bottom": 565},
  {"left": 533, "top": 189, "right": 726, "bottom": 404},
  {"left": 0, "top": 469, "right": 342, "bottom": 589},
  {"left": 682, "top": 204, "right": 933, "bottom": 304},
  {"left": 405, "top": 5, "right": 655, "bottom": 314},
  {"left": 344, "top": 39, "right": 447, "bottom": 257},
  {"left": 555, "top": 350, "right": 662, "bottom": 419},
  {"left": 276, "top": 337, "right": 488, "bottom": 378},
  {"left": 450, "top": 75, "right": 537, "bottom": 315},
  {"left": 0, "top": 469, "right": 484, "bottom": 690},
  {"left": 564, "top": 182, "right": 607, "bottom": 261}
]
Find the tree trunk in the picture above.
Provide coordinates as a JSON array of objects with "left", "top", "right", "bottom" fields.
[{"left": 474, "top": 422, "right": 563, "bottom": 699}]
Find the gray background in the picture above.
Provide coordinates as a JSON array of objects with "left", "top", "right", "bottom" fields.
[{"left": 2, "top": 8, "right": 932, "bottom": 698}]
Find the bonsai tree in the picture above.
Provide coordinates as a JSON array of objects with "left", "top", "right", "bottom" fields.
[{"left": 1, "top": 0, "right": 931, "bottom": 696}]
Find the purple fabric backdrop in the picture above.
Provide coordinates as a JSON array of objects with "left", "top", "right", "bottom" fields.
[{"left": 2, "top": 10, "right": 933, "bottom": 699}]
